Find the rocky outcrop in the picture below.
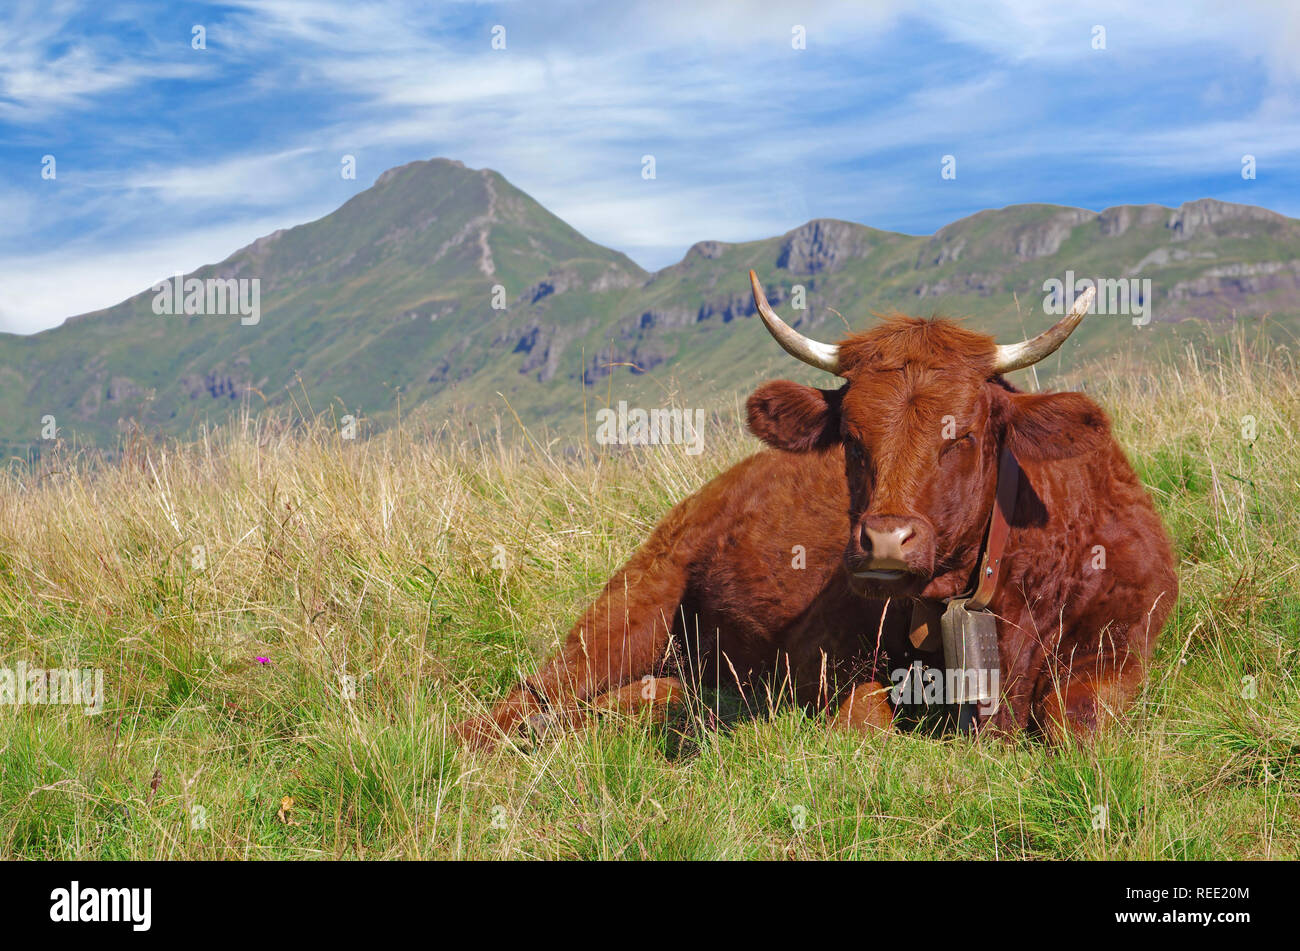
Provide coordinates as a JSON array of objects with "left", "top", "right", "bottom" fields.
[
  {"left": 1166, "top": 199, "right": 1285, "bottom": 241},
  {"left": 913, "top": 272, "right": 1003, "bottom": 298},
  {"left": 106, "top": 377, "right": 143, "bottom": 401},
  {"left": 776, "top": 220, "right": 863, "bottom": 274},
  {"left": 696, "top": 293, "right": 756, "bottom": 323},
  {"left": 588, "top": 263, "right": 642, "bottom": 292},
  {"left": 511, "top": 321, "right": 576, "bottom": 383},
  {"left": 1009, "top": 209, "right": 1093, "bottom": 259},
  {"left": 581, "top": 342, "right": 669, "bottom": 385},
  {"left": 179, "top": 370, "right": 247, "bottom": 401},
  {"left": 1167, "top": 260, "right": 1300, "bottom": 299},
  {"left": 916, "top": 207, "right": 1092, "bottom": 271},
  {"left": 686, "top": 240, "right": 729, "bottom": 261},
  {"left": 1098, "top": 204, "right": 1165, "bottom": 237},
  {"left": 633, "top": 307, "right": 695, "bottom": 331}
]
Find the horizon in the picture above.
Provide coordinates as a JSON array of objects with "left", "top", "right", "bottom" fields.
[
  {"left": 3, "top": 0, "right": 1299, "bottom": 334},
  {"left": 8, "top": 158, "right": 1292, "bottom": 339}
]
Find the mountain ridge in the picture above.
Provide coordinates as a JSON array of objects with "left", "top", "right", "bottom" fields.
[{"left": 3, "top": 157, "right": 1298, "bottom": 452}]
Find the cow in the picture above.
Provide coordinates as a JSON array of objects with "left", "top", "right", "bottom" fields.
[{"left": 456, "top": 271, "right": 1178, "bottom": 749}]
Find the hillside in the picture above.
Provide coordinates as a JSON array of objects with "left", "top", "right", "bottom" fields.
[
  {"left": 1, "top": 332, "right": 1296, "bottom": 858},
  {"left": 3, "top": 157, "right": 1299, "bottom": 453}
]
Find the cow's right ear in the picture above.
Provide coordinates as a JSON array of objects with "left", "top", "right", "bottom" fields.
[{"left": 746, "top": 380, "right": 843, "bottom": 452}]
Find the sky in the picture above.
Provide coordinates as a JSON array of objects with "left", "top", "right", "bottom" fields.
[{"left": 1, "top": 0, "right": 1298, "bottom": 335}]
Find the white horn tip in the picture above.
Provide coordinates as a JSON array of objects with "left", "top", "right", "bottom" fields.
[{"left": 992, "top": 285, "right": 1095, "bottom": 373}]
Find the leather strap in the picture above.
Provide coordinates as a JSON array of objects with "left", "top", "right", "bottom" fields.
[
  {"left": 909, "top": 599, "right": 943, "bottom": 651},
  {"left": 968, "top": 446, "right": 1020, "bottom": 611},
  {"left": 906, "top": 445, "right": 1019, "bottom": 643}
]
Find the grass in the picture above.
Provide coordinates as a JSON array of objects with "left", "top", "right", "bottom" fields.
[{"left": 1, "top": 330, "right": 1298, "bottom": 860}]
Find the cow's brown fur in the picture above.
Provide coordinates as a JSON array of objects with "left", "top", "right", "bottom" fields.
[{"left": 456, "top": 316, "right": 1177, "bottom": 749}]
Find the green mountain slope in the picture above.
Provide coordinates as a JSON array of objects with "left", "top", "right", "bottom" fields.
[{"left": 3, "top": 157, "right": 1298, "bottom": 453}]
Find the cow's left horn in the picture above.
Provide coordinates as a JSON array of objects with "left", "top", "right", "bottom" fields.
[
  {"left": 749, "top": 270, "right": 841, "bottom": 375},
  {"left": 992, "top": 286, "right": 1096, "bottom": 373}
]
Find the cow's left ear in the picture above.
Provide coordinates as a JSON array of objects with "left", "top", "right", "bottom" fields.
[{"left": 993, "top": 389, "right": 1113, "bottom": 462}]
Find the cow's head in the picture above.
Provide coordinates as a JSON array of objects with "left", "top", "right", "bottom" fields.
[{"left": 745, "top": 270, "right": 1106, "bottom": 600}]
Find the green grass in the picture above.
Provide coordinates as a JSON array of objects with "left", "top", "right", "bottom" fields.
[{"left": 1, "top": 331, "right": 1297, "bottom": 859}]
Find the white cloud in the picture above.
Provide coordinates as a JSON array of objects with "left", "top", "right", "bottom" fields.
[
  {"left": 0, "top": 0, "right": 202, "bottom": 120},
  {"left": 3, "top": 0, "right": 1299, "bottom": 333},
  {"left": 0, "top": 213, "right": 325, "bottom": 335},
  {"left": 124, "top": 147, "right": 322, "bottom": 204}
]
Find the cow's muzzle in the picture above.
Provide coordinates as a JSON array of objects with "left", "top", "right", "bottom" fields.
[{"left": 852, "top": 515, "right": 935, "bottom": 581}]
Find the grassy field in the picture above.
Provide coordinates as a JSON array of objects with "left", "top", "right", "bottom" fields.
[{"left": 1, "top": 331, "right": 1298, "bottom": 860}]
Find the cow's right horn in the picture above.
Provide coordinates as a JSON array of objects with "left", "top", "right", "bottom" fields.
[{"left": 749, "top": 270, "right": 841, "bottom": 375}]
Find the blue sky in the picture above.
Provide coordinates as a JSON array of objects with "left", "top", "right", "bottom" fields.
[{"left": 1, "top": 0, "right": 1298, "bottom": 334}]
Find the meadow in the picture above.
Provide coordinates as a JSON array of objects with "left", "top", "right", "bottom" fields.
[{"left": 1, "top": 330, "right": 1297, "bottom": 859}]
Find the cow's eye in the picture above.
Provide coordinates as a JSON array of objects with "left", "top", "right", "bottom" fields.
[
  {"left": 845, "top": 442, "right": 867, "bottom": 464},
  {"left": 941, "top": 433, "right": 975, "bottom": 455}
]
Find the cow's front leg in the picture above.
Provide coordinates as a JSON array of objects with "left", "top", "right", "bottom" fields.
[
  {"left": 829, "top": 681, "right": 894, "bottom": 734},
  {"left": 1034, "top": 652, "right": 1147, "bottom": 744},
  {"left": 461, "top": 676, "right": 686, "bottom": 748},
  {"left": 456, "top": 547, "right": 687, "bottom": 749},
  {"left": 588, "top": 675, "right": 684, "bottom": 719}
]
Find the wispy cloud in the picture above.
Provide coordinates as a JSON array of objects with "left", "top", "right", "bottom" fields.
[
  {"left": 1, "top": 0, "right": 1297, "bottom": 334},
  {"left": 0, "top": 214, "right": 317, "bottom": 335},
  {"left": 0, "top": 0, "right": 202, "bottom": 121},
  {"left": 124, "top": 147, "right": 322, "bottom": 205}
]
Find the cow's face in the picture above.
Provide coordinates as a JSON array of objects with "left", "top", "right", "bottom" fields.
[{"left": 744, "top": 272, "right": 1103, "bottom": 600}]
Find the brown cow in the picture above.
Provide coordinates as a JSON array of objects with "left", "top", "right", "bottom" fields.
[{"left": 457, "top": 271, "right": 1178, "bottom": 748}]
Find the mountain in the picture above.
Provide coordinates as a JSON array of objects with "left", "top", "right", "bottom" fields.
[{"left": 3, "top": 157, "right": 1299, "bottom": 453}]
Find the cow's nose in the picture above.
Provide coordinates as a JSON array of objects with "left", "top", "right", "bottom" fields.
[{"left": 861, "top": 518, "right": 919, "bottom": 569}]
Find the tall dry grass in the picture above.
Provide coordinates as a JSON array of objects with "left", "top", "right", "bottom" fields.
[{"left": 0, "top": 331, "right": 1296, "bottom": 858}]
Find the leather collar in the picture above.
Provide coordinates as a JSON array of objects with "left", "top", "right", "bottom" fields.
[
  {"left": 969, "top": 445, "right": 1020, "bottom": 611},
  {"left": 909, "top": 445, "right": 1020, "bottom": 649}
]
